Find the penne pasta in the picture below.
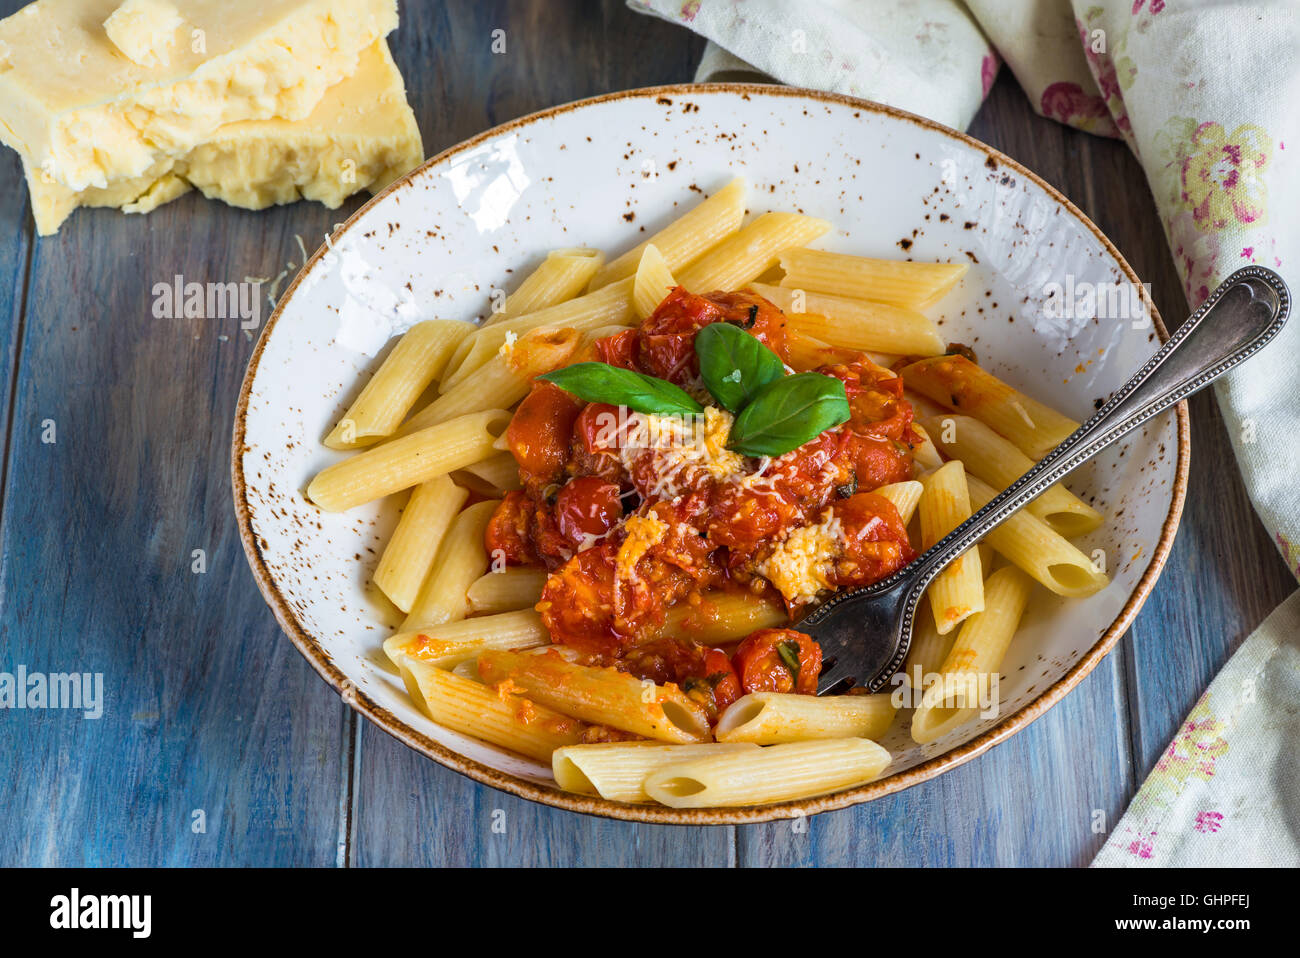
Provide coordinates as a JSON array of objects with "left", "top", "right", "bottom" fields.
[
  {"left": 324, "top": 320, "right": 472, "bottom": 449},
  {"left": 778, "top": 249, "right": 968, "bottom": 309},
  {"left": 966, "top": 475, "right": 1109, "bottom": 597},
  {"left": 384, "top": 609, "right": 550, "bottom": 669},
  {"left": 553, "top": 741, "right": 760, "bottom": 803},
  {"left": 440, "top": 278, "right": 635, "bottom": 392},
  {"left": 908, "top": 422, "right": 946, "bottom": 476},
  {"left": 484, "top": 247, "right": 605, "bottom": 325},
  {"left": 920, "top": 461, "right": 984, "bottom": 635},
  {"left": 753, "top": 283, "right": 946, "bottom": 356},
  {"left": 400, "top": 657, "right": 587, "bottom": 762},
  {"left": 467, "top": 566, "right": 548, "bottom": 614},
  {"left": 922, "top": 414, "right": 1103, "bottom": 537},
  {"left": 402, "top": 500, "right": 498, "bottom": 630},
  {"left": 306, "top": 409, "right": 510, "bottom": 512},
  {"left": 677, "top": 213, "right": 831, "bottom": 293},
  {"left": 661, "top": 591, "right": 788, "bottom": 646},
  {"left": 643, "top": 738, "right": 892, "bottom": 807},
  {"left": 399, "top": 326, "right": 581, "bottom": 434},
  {"left": 899, "top": 354, "right": 1079, "bottom": 460},
  {"left": 457, "top": 451, "right": 524, "bottom": 494},
  {"left": 373, "top": 474, "right": 469, "bottom": 613},
  {"left": 631, "top": 244, "right": 677, "bottom": 321},
  {"left": 715, "top": 692, "right": 897, "bottom": 744},
  {"left": 900, "top": 604, "right": 953, "bottom": 689},
  {"left": 588, "top": 177, "right": 747, "bottom": 289},
  {"left": 911, "top": 565, "right": 1033, "bottom": 744},
  {"left": 476, "top": 649, "right": 712, "bottom": 743},
  {"left": 783, "top": 330, "right": 863, "bottom": 371},
  {"left": 871, "top": 480, "right": 924, "bottom": 525}
]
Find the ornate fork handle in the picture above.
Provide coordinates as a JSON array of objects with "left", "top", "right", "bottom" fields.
[{"left": 803, "top": 265, "right": 1290, "bottom": 689}]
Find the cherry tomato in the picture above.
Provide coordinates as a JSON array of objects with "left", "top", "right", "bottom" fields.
[
  {"left": 700, "top": 647, "right": 742, "bottom": 713},
  {"left": 538, "top": 545, "right": 621, "bottom": 655},
  {"left": 595, "top": 329, "right": 638, "bottom": 369},
  {"left": 570, "top": 402, "right": 624, "bottom": 482},
  {"left": 732, "top": 628, "right": 822, "bottom": 695},
  {"left": 484, "top": 491, "right": 538, "bottom": 566},
  {"left": 506, "top": 381, "right": 583, "bottom": 487},
  {"left": 554, "top": 477, "right": 623, "bottom": 547},
  {"left": 830, "top": 492, "right": 915, "bottom": 589}
]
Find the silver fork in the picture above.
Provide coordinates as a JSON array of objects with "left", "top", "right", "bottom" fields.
[{"left": 808, "top": 266, "right": 1290, "bottom": 694}]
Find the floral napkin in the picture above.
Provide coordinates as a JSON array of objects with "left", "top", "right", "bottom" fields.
[{"left": 632, "top": 0, "right": 1300, "bottom": 866}]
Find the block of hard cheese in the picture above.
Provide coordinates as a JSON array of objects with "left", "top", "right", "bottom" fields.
[
  {"left": 24, "top": 40, "right": 423, "bottom": 234},
  {"left": 0, "top": 0, "right": 399, "bottom": 192}
]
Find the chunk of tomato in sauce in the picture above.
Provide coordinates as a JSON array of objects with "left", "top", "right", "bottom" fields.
[
  {"left": 484, "top": 491, "right": 538, "bottom": 566},
  {"left": 570, "top": 402, "right": 625, "bottom": 483},
  {"left": 732, "top": 628, "right": 822, "bottom": 695},
  {"left": 506, "top": 381, "right": 583, "bottom": 490},
  {"left": 594, "top": 329, "right": 638, "bottom": 369},
  {"left": 554, "top": 477, "right": 623, "bottom": 548},
  {"left": 830, "top": 491, "right": 915, "bottom": 589},
  {"left": 636, "top": 287, "right": 790, "bottom": 384},
  {"left": 537, "top": 545, "right": 621, "bottom": 655}
]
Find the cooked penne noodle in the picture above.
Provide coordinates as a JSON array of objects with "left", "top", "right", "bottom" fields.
[
  {"left": 899, "top": 354, "right": 1079, "bottom": 460},
  {"left": 871, "top": 480, "right": 924, "bottom": 525},
  {"left": 920, "top": 461, "right": 984, "bottom": 635},
  {"left": 400, "top": 658, "right": 587, "bottom": 762},
  {"left": 631, "top": 244, "right": 677, "bottom": 321},
  {"left": 677, "top": 213, "right": 831, "bottom": 293},
  {"left": 911, "top": 565, "right": 1033, "bottom": 744},
  {"left": 967, "top": 475, "right": 1108, "bottom": 597},
  {"left": 324, "top": 320, "right": 472, "bottom": 449},
  {"left": 553, "top": 742, "right": 760, "bottom": 803},
  {"left": 643, "top": 738, "right": 892, "bottom": 807},
  {"left": 715, "top": 692, "right": 897, "bottom": 744},
  {"left": 483, "top": 247, "right": 605, "bottom": 325},
  {"left": 661, "top": 592, "right": 788, "bottom": 645},
  {"left": 467, "top": 566, "right": 548, "bottom": 614},
  {"left": 400, "top": 327, "right": 581, "bottom": 434},
  {"left": 900, "top": 604, "right": 953, "bottom": 689},
  {"left": 588, "top": 177, "right": 747, "bottom": 289},
  {"left": 402, "top": 500, "right": 497, "bottom": 629},
  {"left": 922, "top": 414, "right": 1103, "bottom": 537},
  {"left": 306, "top": 409, "right": 510, "bottom": 512},
  {"left": 457, "top": 451, "right": 524, "bottom": 494},
  {"left": 476, "top": 649, "right": 712, "bottom": 743},
  {"left": 908, "top": 422, "right": 946, "bottom": 476},
  {"left": 753, "top": 283, "right": 945, "bottom": 356},
  {"left": 783, "top": 330, "right": 863, "bottom": 370},
  {"left": 373, "top": 475, "right": 469, "bottom": 613},
  {"left": 440, "top": 278, "right": 635, "bottom": 391},
  {"left": 384, "top": 609, "right": 550, "bottom": 669},
  {"left": 777, "top": 249, "right": 968, "bottom": 309}
]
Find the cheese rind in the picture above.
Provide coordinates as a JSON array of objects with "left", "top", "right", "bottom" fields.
[
  {"left": 0, "top": 0, "right": 399, "bottom": 191},
  {"left": 24, "top": 40, "right": 422, "bottom": 234}
]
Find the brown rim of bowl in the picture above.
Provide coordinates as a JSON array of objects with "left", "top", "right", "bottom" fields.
[{"left": 231, "top": 82, "right": 1191, "bottom": 826}]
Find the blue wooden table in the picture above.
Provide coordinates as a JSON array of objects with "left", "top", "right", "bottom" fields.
[{"left": 1, "top": 1, "right": 1293, "bottom": 867}]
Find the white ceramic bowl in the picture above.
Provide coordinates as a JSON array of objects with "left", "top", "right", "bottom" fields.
[{"left": 233, "top": 84, "right": 1188, "bottom": 824}]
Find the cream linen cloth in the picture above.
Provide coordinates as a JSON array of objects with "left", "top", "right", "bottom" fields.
[{"left": 632, "top": 0, "right": 1300, "bottom": 866}]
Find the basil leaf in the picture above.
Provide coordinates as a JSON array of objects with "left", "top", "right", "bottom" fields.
[
  {"left": 539, "top": 362, "right": 703, "bottom": 416},
  {"left": 694, "top": 321, "right": 784, "bottom": 413},
  {"left": 776, "top": 640, "right": 802, "bottom": 683},
  {"left": 727, "top": 372, "right": 850, "bottom": 457}
]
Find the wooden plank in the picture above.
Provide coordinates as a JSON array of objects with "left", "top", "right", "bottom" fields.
[
  {"left": 349, "top": 0, "right": 733, "bottom": 867},
  {"left": 0, "top": 145, "right": 365, "bottom": 865},
  {"left": 0, "top": 142, "right": 31, "bottom": 514}
]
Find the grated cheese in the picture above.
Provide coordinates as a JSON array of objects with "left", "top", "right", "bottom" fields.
[
  {"left": 499, "top": 329, "right": 518, "bottom": 358},
  {"left": 615, "top": 513, "right": 669, "bottom": 582},
  {"left": 756, "top": 510, "right": 844, "bottom": 605}
]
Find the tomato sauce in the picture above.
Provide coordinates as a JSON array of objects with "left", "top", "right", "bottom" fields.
[{"left": 485, "top": 287, "right": 921, "bottom": 700}]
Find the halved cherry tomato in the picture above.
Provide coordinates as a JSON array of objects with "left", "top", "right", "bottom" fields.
[
  {"left": 554, "top": 477, "right": 623, "bottom": 547},
  {"left": 595, "top": 329, "right": 638, "bottom": 369},
  {"left": 506, "top": 381, "right": 583, "bottom": 487},
  {"left": 484, "top": 491, "right": 538, "bottom": 565},
  {"left": 700, "top": 648, "right": 742, "bottom": 713},
  {"left": 732, "top": 628, "right": 822, "bottom": 695},
  {"left": 570, "top": 402, "right": 624, "bottom": 482}
]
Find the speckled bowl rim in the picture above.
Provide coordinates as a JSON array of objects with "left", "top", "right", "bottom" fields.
[{"left": 232, "top": 82, "right": 1190, "bottom": 826}]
